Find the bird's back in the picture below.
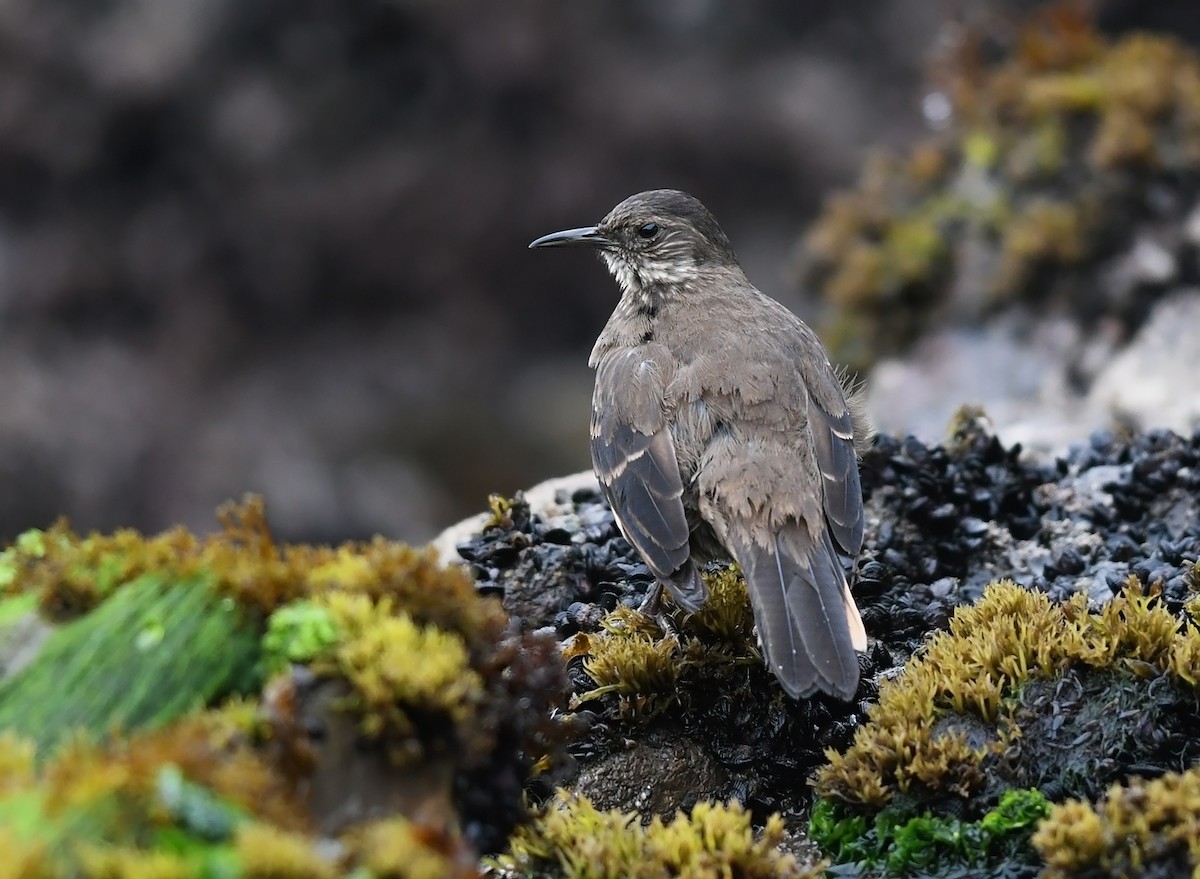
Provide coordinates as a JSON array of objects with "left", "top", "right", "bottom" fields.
[{"left": 656, "top": 280, "right": 870, "bottom": 698}]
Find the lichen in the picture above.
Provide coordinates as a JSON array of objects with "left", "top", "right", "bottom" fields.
[{"left": 496, "top": 793, "right": 820, "bottom": 879}]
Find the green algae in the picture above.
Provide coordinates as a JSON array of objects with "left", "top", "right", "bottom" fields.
[
  {"left": 810, "top": 788, "right": 1051, "bottom": 875},
  {"left": 0, "top": 575, "right": 260, "bottom": 754}
]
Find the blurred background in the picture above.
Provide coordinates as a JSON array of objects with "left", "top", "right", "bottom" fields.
[{"left": 1, "top": 0, "right": 1197, "bottom": 545}]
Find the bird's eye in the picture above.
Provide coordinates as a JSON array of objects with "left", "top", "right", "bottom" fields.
[{"left": 638, "top": 222, "right": 659, "bottom": 239}]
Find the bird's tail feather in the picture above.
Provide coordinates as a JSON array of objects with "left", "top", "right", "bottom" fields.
[{"left": 734, "top": 523, "right": 862, "bottom": 700}]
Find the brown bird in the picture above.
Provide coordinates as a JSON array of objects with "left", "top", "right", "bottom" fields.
[{"left": 529, "top": 189, "right": 870, "bottom": 700}]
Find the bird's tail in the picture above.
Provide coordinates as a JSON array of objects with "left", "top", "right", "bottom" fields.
[{"left": 733, "top": 522, "right": 864, "bottom": 700}]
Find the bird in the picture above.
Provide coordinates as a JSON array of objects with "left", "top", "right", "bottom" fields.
[{"left": 529, "top": 189, "right": 870, "bottom": 701}]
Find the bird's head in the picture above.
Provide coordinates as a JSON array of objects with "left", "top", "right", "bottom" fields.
[{"left": 529, "top": 189, "right": 739, "bottom": 295}]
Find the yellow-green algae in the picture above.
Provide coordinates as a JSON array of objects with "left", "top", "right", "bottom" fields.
[
  {"left": 1031, "top": 766, "right": 1200, "bottom": 879},
  {"left": 569, "top": 566, "right": 759, "bottom": 718},
  {"left": 817, "top": 579, "right": 1200, "bottom": 808},
  {"left": 494, "top": 792, "right": 821, "bottom": 879},
  {"left": 797, "top": 10, "right": 1200, "bottom": 370}
]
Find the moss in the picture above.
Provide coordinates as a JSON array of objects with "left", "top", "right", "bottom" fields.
[
  {"left": 576, "top": 607, "right": 681, "bottom": 714},
  {"left": 0, "top": 701, "right": 512, "bottom": 879},
  {"left": 0, "top": 707, "right": 308, "bottom": 877},
  {"left": 76, "top": 847, "right": 195, "bottom": 879},
  {"left": 796, "top": 11, "right": 1200, "bottom": 370},
  {"left": 810, "top": 582, "right": 1200, "bottom": 875},
  {"left": 496, "top": 793, "right": 819, "bottom": 879},
  {"left": 0, "top": 827, "right": 55, "bottom": 879},
  {"left": 485, "top": 492, "right": 519, "bottom": 530},
  {"left": 0, "top": 524, "right": 202, "bottom": 620},
  {"left": 994, "top": 198, "right": 1084, "bottom": 296},
  {"left": 261, "top": 593, "right": 496, "bottom": 767},
  {"left": 1183, "top": 562, "right": 1200, "bottom": 622},
  {"left": 809, "top": 788, "right": 1050, "bottom": 875},
  {"left": 883, "top": 215, "right": 947, "bottom": 288},
  {"left": 0, "top": 497, "right": 500, "bottom": 653},
  {"left": 0, "top": 495, "right": 567, "bottom": 764},
  {"left": 0, "top": 592, "right": 39, "bottom": 628},
  {"left": 0, "top": 496, "right": 574, "bottom": 864},
  {"left": 1031, "top": 767, "right": 1200, "bottom": 878},
  {"left": 816, "top": 579, "right": 1200, "bottom": 809},
  {"left": 685, "top": 565, "right": 757, "bottom": 644}
]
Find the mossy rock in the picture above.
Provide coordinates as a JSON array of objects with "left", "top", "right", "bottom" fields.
[
  {"left": 495, "top": 792, "right": 823, "bottom": 879},
  {"left": 562, "top": 566, "right": 872, "bottom": 820},
  {"left": 811, "top": 579, "right": 1200, "bottom": 876},
  {"left": 0, "top": 496, "right": 574, "bottom": 870}
]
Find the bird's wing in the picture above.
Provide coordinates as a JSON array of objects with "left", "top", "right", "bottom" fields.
[
  {"left": 591, "top": 346, "right": 706, "bottom": 611},
  {"left": 802, "top": 364, "right": 866, "bottom": 557}
]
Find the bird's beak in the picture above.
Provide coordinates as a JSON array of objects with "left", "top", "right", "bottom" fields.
[{"left": 528, "top": 226, "right": 610, "bottom": 249}]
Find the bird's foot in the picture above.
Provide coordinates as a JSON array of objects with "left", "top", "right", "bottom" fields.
[
  {"left": 636, "top": 582, "right": 680, "bottom": 637},
  {"left": 636, "top": 581, "right": 663, "bottom": 616}
]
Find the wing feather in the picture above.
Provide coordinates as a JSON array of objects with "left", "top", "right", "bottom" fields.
[
  {"left": 592, "top": 347, "right": 706, "bottom": 610},
  {"left": 807, "top": 382, "right": 865, "bottom": 555}
]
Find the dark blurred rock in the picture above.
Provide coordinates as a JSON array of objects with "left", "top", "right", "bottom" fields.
[
  {"left": 0, "top": 0, "right": 944, "bottom": 543},
  {"left": 3, "top": 0, "right": 1200, "bottom": 545}
]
